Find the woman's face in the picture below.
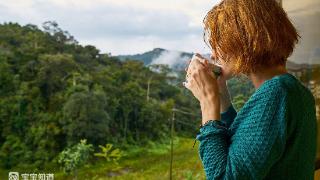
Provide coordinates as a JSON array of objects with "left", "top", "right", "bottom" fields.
[{"left": 210, "top": 50, "right": 234, "bottom": 80}]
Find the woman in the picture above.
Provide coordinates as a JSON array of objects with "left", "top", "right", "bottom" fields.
[{"left": 183, "top": 0, "right": 317, "bottom": 179}]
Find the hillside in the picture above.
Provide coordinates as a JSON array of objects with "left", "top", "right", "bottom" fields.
[
  {"left": 0, "top": 22, "right": 203, "bottom": 171},
  {"left": 115, "top": 48, "right": 319, "bottom": 71},
  {"left": 115, "top": 48, "right": 194, "bottom": 70}
]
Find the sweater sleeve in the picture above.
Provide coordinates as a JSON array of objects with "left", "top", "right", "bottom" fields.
[
  {"left": 196, "top": 86, "right": 287, "bottom": 180},
  {"left": 220, "top": 105, "right": 237, "bottom": 128}
]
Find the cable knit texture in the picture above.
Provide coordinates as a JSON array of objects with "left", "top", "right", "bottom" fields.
[{"left": 196, "top": 73, "right": 317, "bottom": 180}]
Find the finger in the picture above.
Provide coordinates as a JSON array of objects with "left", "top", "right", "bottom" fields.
[
  {"left": 183, "top": 80, "right": 200, "bottom": 100},
  {"left": 193, "top": 56, "right": 207, "bottom": 67},
  {"left": 185, "top": 59, "right": 192, "bottom": 72},
  {"left": 193, "top": 60, "right": 206, "bottom": 71},
  {"left": 188, "top": 56, "right": 208, "bottom": 77},
  {"left": 194, "top": 60, "right": 216, "bottom": 81},
  {"left": 185, "top": 73, "right": 190, "bottom": 80},
  {"left": 194, "top": 54, "right": 209, "bottom": 65},
  {"left": 190, "top": 57, "right": 203, "bottom": 67},
  {"left": 188, "top": 61, "right": 206, "bottom": 79},
  {"left": 187, "top": 61, "right": 196, "bottom": 74},
  {"left": 189, "top": 77, "right": 199, "bottom": 91},
  {"left": 186, "top": 59, "right": 191, "bottom": 65},
  {"left": 194, "top": 53, "right": 205, "bottom": 60},
  {"left": 191, "top": 71, "right": 202, "bottom": 89}
]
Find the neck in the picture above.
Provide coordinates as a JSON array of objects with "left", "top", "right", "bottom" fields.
[{"left": 249, "top": 65, "right": 288, "bottom": 89}]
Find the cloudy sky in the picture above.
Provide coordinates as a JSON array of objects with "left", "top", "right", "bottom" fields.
[
  {"left": 0, "top": 0, "right": 319, "bottom": 63},
  {"left": 0, "top": 0, "right": 222, "bottom": 56}
]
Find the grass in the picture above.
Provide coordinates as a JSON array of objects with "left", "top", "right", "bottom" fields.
[
  {"left": 2, "top": 136, "right": 320, "bottom": 179},
  {"left": 0, "top": 136, "right": 206, "bottom": 180}
]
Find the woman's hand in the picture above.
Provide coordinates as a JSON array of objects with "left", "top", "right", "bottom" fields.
[
  {"left": 183, "top": 55, "right": 219, "bottom": 102},
  {"left": 207, "top": 62, "right": 232, "bottom": 113},
  {"left": 183, "top": 54, "right": 220, "bottom": 124}
]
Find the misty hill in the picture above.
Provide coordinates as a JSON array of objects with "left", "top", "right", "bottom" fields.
[
  {"left": 116, "top": 48, "right": 168, "bottom": 65},
  {"left": 115, "top": 48, "right": 318, "bottom": 71},
  {"left": 115, "top": 48, "right": 194, "bottom": 71}
]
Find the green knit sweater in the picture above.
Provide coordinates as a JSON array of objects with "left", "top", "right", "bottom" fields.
[{"left": 195, "top": 73, "right": 317, "bottom": 180}]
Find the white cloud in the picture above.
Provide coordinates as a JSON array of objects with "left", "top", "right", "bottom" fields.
[
  {"left": 151, "top": 51, "right": 189, "bottom": 68},
  {"left": 0, "top": 0, "right": 220, "bottom": 55},
  {"left": 0, "top": 0, "right": 318, "bottom": 64},
  {"left": 82, "top": 33, "right": 208, "bottom": 55}
]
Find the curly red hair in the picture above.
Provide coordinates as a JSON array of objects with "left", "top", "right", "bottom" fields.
[{"left": 203, "top": 0, "right": 300, "bottom": 74}]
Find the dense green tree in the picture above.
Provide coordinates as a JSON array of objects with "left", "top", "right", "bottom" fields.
[
  {"left": 62, "top": 85, "right": 111, "bottom": 146},
  {"left": 0, "top": 22, "right": 254, "bottom": 169}
]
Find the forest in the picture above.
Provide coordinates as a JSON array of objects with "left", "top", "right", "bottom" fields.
[{"left": 0, "top": 22, "right": 254, "bottom": 175}]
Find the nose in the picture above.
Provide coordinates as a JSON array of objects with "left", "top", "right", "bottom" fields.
[{"left": 210, "top": 54, "right": 214, "bottom": 60}]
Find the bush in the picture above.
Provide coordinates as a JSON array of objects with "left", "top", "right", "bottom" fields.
[{"left": 57, "top": 139, "right": 93, "bottom": 178}]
